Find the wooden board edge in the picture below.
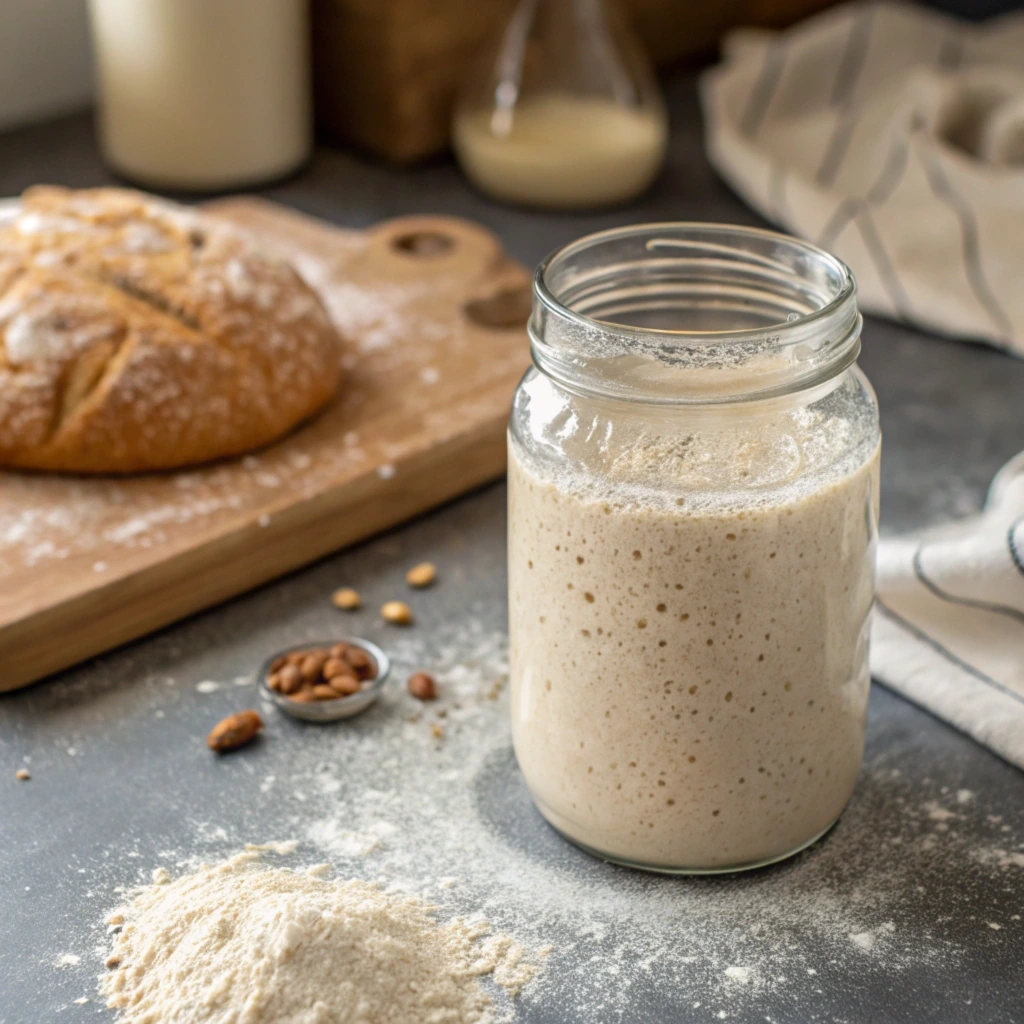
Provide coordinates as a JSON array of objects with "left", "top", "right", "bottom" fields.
[{"left": 0, "top": 419, "right": 510, "bottom": 693}]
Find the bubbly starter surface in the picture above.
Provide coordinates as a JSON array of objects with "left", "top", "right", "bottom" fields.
[{"left": 508, "top": 441, "right": 879, "bottom": 870}]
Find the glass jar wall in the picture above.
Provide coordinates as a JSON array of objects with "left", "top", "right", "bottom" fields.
[{"left": 507, "top": 224, "right": 880, "bottom": 873}]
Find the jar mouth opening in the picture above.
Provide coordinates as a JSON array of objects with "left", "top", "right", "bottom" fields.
[
  {"left": 536, "top": 222, "right": 855, "bottom": 339},
  {"left": 530, "top": 222, "right": 861, "bottom": 405}
]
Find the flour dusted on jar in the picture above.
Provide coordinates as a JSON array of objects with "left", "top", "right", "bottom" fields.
[{"left": 507, "top": 223, "right": 881, "bottom": 872}]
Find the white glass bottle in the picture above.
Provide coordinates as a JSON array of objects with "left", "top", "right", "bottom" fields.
[
  {"left": 88, "top": 0, "right": 312, "bottom": 192},
  {"left": 453, "top": 0, "right": 667, "bottom": 210}
]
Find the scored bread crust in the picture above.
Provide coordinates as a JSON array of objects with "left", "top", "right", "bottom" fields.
[{"left": 0, "top": 186, "right": 342, "bottom": 473}]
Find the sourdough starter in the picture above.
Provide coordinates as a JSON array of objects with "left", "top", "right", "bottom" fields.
[{"left": 508, "top": 437, "right": 879, "bottom": 870}]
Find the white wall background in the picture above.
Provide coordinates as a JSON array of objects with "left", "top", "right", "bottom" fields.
[{"left": 0, "top": 0, "right": 93, "bottom": 132}]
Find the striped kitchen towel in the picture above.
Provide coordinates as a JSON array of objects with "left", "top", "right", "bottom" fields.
[
  {"left": 872, "top": 452, "right": 1024, "bottom": 770},
  {"left": 700, "top": 1, "right": 1024, "bottom": 355}
]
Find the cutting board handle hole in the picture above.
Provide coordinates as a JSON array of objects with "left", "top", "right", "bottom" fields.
[
  {"left": 463, "top": 285, "right": 532, "bottom": 330},
  {"left": 391, "top": 231, "right": 455, "bottom": 257}
]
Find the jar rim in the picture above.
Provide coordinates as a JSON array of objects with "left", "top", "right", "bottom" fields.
[
  {"left": 530, "top": 222, "right": 862, "bottom": 405},
  {"left": 535, "top": 221, "right": 856, "bottom": 338}
]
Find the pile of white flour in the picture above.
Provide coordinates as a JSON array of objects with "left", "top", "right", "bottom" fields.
[{"left": 101, "top": 850, "right": 543, "bottom": 1024}]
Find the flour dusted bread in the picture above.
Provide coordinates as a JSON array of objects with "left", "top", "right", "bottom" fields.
[{"left": 0, "top": 186, "right": 341, "bottom": 472}]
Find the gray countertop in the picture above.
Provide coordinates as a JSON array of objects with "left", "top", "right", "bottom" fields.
[{"left": 1, "top": 72, "right": 1023, "bottom": 1024}]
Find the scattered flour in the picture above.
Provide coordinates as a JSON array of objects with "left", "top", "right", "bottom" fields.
[
  {"left": 38, "top": 570, "right": 1023, "bottom": 1023},
  {"left": 54, "top": 953, "right": 81, "bottom": 968},
  {"left": 925, "top": 802, "right": 958, "bottom": 822},
  {"left": 723, "top": 966, "right": 753, "bottom": 985},
  {"left": 159, "top": 612, "right": 1017, "bottom": 1021},
  {"left": 975, "top": 848, "right": 1024, "bottom": 870},
  {"left": 848, "top": 922, "right": 895, "bottom": 953},
  {"left": 245, "top": 840, "right": 300, "bottom": 856},
  {"left": 305, "top": 819, "right": 394, "bottom": 858},
  {"left": 100, "top": 850, "right": 546, "bottom": 1024},
  {"left": 193, "top": 677, "right": 252, "bottom": 694}
]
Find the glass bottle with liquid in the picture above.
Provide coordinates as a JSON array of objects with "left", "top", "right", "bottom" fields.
[
  {"left": 453, "top": 0, "right": 667, "bottom": 210},
  {"left": 88, "top": 0, "right": 311, "bottom": 192}
]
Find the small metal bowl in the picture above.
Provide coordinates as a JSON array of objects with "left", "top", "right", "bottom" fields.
[{"left": 258, "top": 638, "right": 390, "bottom": 723}]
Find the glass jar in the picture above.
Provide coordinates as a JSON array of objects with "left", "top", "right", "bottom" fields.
[{"left": 508, "top": 224, "right": 880, "bottom": 874}]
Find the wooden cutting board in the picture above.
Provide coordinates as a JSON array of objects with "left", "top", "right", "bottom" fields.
[{"left": 0, "top": 198, "right": 533, "bottom": 692}]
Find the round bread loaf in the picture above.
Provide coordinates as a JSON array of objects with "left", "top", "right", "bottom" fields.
[{"left": 0, "top": 186, "right": 342, "bottom": 473}]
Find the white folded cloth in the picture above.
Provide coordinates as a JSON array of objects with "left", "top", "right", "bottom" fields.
[
  {"left": 872, "top": 452, "right": 1024, "bottom": 770},
  {"left": 701, "top": 1, "right": 1024, "bottom": 354}
]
